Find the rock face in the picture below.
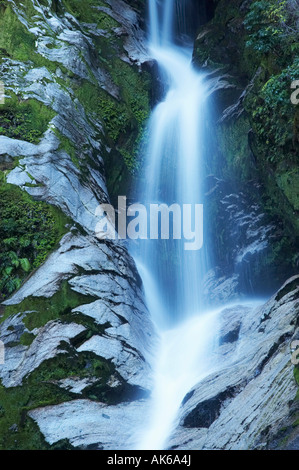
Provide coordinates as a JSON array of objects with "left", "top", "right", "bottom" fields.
[
  {"left": 12, "top": 276, "right": 298, "bottom": 450},
  {"left": 169, "top": 276, "right": 299, "bottom": 450},
  {"left": 194, "top": 0, "right": 299, "bottom": 284},
  {"left": 0, "top": 0, "right": 156, "bottom": 450},
  {"left": 28, "top": 399, "right": 148, "bottom": 450},
  {"left": 203, "top": 175, "right": 294, "bottom": 300},
  {"left": 0, "top": 0, "right": 298, "bottom": 451}
]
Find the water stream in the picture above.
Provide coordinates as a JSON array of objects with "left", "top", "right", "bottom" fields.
[{"left": 131, "top": 0, "right": 220, "bottom": 449}]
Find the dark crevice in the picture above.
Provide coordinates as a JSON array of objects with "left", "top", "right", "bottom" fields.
[
  {"left": 275, "top": 277, "right": 299, "bottom": 303},
  {"left": 256, "top": 333, "right": 292, "bottom": 376},
  {"left": 183, "top": 386, "right": 238, "bottom": 429},
  {"left": 219, "top": 324, "right": 241, "bottom": 344}
]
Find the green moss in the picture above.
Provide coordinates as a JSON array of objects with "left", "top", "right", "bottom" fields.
[
  {"left": 0, "top": 384, "right": 50, "bottom": 450},
  {"left": 0, "top": 344, "right": 117, "bottom": 449},
  {"left": 216, "top": 115, "right": 255, "bottom": 181},
  {"left": 74, "top": 60, "right": 150, "bottom": 176},
  {"left": 19, "top": 332, "right": 36, "bottom": 346},
  {"left": 0, "top": 182, "right": 70, "bottom": 301},
  {"left": 0, "top": 2, "right": 81, "bottom": 77},
  {"left": 110, "top": 58, "right": 150, "bottom": 127},
  {"left": 244, "top": 0, "right": 298, "bottom": 61},
  {"left": 52, "top": 128, "right": 79, "bottom": 168},
  {"left": 0, "top": 2, "right": 60, "bottom": 72},
  {"left": 100, "top": 61, "right": 150, "bottom": 174},
  {"left": 2, "top": 280, "right": 97, "bottom": 329},
  {"left": 0, "top": 93, "right": 55, "bottom": 144},
  {"left": 0, "top": 3, "right": 36, "bottom": 63},
  {"left": 276, "top": 168, "right": 299, "bottom": 211},
  {"left": 30, "top": 350, "right": 113, "bottom": 384},
  {"left": 61, "top": 0, "right": 117, "bottom": 27}
]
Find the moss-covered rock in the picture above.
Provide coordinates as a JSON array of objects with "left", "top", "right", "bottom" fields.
[
  {"left": 0, "top": 94, "right": 55, "bottom": 144},
  {"left": 193, "top": 0, "right": 299, "bottom": 280},
  {"left": 0, "top": 182, "right": 70, "bottom": 301},
  {"left": 0, "top": 0, "right": 154, "bottom": 450}
]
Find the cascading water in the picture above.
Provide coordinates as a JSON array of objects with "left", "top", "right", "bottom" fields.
[
  {"left": 130, "top": 0, "right": 221, "bottom": 450},
  {"left": 133, "top": 0, "right": 210, "bottom": 327}
]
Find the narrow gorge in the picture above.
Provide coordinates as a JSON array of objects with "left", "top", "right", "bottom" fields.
[{"left": 0, "top": 0, "right": 298, "bottom": 451}]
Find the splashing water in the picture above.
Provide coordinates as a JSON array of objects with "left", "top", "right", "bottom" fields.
[{"left": 135, "top": 309, "right": 220, "bottom": 450}]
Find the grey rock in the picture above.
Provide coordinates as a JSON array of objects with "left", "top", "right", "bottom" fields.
[
  {"left": 28, "top": 398, "right": 149, "bottom": 449},
  {"left": 0, "top": 320, "right": 86, "bottom": 387},
  {"left": 169, "top": 276, "right": 299, "bottom": 450},
  {"left": 1, "top": 231, "right": 157, "bottom": 391},
  {"left": 55, "top": 377, "right": 99, "bottom": 395},
  {"left": 203, "top": 269, "right": 239, "bottom": 304}
]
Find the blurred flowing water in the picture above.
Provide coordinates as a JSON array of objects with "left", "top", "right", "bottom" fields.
[{"left": 131, "top": 0, "right": 219, "bottom": 449}]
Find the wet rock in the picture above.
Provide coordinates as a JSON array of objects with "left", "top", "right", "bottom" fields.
[
  {"left": 28, "top": 398, "right": 149, "bottom": 449},
  {"left": 0, "top": 0, "right": 156, "bottom": 450},
  {"left": 204, "top": 176, "right": 292, "bottom": 296},
  {"left": 169, "top": 276, "right": 299, "bottom": 450},
  {"left": 0, "top": 320, "right": 86, "bottom": 388},
  {"left": 55, "top": 377, "right": 99, "bottom": 395}
]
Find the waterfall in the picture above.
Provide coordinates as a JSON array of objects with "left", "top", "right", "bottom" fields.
[
  {"left": 131, "top": 0, "right": 219, "bottom": 449},
  {"left": 133, "top": 0, "right": 210, "bottom": 327}
]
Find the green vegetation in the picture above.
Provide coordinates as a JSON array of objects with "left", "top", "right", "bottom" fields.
[
  {"left": 19, "top": 331, "right": 36, "bottom": 346},
  {"left": 74, "top": 55, "right": 150, "bottom": 174},
  {"left": 244, "top": 60, "right": 299, "bottom": 163},
  {"left": 0, "top": 182, "right": 70, "bottom": 301},
  {"left": 0, "top": 2, "right": 59, "bottom": 72},
  {"left": 0, "top": 349, "right": 114, "bottom": 449},
  {"left": 99, "top": 58, "right": 150, "bottom": 173},
  {"left": 61, "top": 0, "right": 118, "bottom": 27},
  {"left": 0, "top": 2, "right": 36, "bottom": 63},
  {"left": 0, "top": 93, "right": 55, "bottom": 144},
  {"left": 194, "top": 0, "right": 299, "bottom": 280},
  {"left": 244, "top": 0, "right": 299, "bottom": 58},
  {"left": 1, "top": 279, "right": 97, "bottom": 328}
]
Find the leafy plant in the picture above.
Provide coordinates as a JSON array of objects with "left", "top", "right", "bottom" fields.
[
  {"left": 0, "top": 183, "right": 69, "bottom": 300},
  {"left": 244, "top": 0, "right": 298, "bottom": 56}
]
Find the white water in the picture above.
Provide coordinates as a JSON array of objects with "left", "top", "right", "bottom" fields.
[
  {"left": 135, "top": 0, "right": 210, "bottom": 325},
  {"left": 136, "top": 310, "right": 220, "bottom": 450},
  {"left": 131, "top": 1, "right": 219, "bottom": 449}
]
